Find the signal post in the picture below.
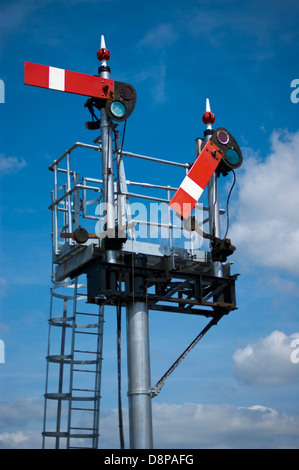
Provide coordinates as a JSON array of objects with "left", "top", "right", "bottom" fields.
[{"left": 25, "top": 36, "right": 242, "bottom": 449}]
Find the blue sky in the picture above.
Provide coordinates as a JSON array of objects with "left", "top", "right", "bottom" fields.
[{"left": 0, "top": 0, "right": 299, "bottom": 449}]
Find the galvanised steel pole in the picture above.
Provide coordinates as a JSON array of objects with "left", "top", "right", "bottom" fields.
[
  {"left": 98, "top": 36, "right": 116, "bottom": 265},
  {"left": 126, "top": 254, "right": 153, "bottom": 449},
  {"left": 99, "top": 37, "right": 153, "bottom": 448},
  {"left": 204, "top": 99, "right": 223, "bottom": 278}
]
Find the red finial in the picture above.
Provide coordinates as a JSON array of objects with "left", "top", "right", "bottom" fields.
[
  {"left": 202, "top": 111, "right": 215, "bottom": 125},
  {"left": 97, "top": 35, "right": 111, "bottom": 63},
  {"left": 97, "top": 48, "right": 111, "bottom": 62},
  {"left": 202, "top": 98, "right": 215, "bottom": 129}
]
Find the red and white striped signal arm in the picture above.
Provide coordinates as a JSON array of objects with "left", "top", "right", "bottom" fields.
[
  {"left": 24, "top": 61, "right": 115, "bottom": 99},
  {"left": 169, "top": 140, "right": 224, "bottom": 219}
]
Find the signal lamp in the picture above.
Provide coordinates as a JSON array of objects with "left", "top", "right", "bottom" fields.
[
  {"left": 105, "top": 81, "right": 137, "bottom": 122},
  {"left": 225, "top": 148, "right": 240, "bottom": 166},
  {"left": 110, "top": 101, "right": 126, "bottom": 119},
  {"left": 216, "top": 130, "right": 229, "bottom": 145},
  {"left": 210, "top": 127, "right": 243, "bottom": 176}
]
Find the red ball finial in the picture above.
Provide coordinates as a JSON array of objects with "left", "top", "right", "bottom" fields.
[
  {"left": 97, "top": 35, "right": 111, "bottom": 63},
  {"left": 202, "top": 111, "right": 215, "bottom": 125},
  {"left": 97, "top": 48, "right": 111, "bottom": 62}
]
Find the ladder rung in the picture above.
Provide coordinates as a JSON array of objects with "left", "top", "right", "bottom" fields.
[
  {"left": 49, "top": 316, "right": 75, "bottom": 326},
  {"left": 71, "top": 407, "right": 97, "bottom": 412},
  {"left": 45, "top": 392, "right": 70, "bottom": 400},
  {"left": 47, "top": 354, "right": 72, "bottom": 363},
  {"left": 73, "top": 368, "right": 100, "bottom": 373},
  {"left": 72, "top": 388, "right": 98, "bottom": 393},
  {"left": 75, "top": 323, "right": 101, "bottom": 329},
  {"left": 73, "top": 349, "right": 98, "bottom": 354},
  {"left": 75, "top": 331, "right": 99, "bottom": 336},
  {"left": 70, "top": 427, "right": 97, "bottom": 431},
  {"left": 70, "top": 396, "right": 97, "bottom": 401},
  {"left": 68, "top": 446, "right": 94, "bottom": 449},
  {"left": 72, "top": 359, "right": 98, "bottom": 365},
  {"left": 42, "top": 431, "right": 68, "bottom": 438},
  {"left": 75, "top": 311, "right": 99, "bottom": 317}
]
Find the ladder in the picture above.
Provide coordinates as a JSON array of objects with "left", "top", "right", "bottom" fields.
[{"left": 42, "top": 277, "right": 104, "bottom": 449}]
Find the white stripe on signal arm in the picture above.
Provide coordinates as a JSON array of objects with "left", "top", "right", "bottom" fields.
[
  {"left": 180, "top": 175, "right": 204, "bottom": 201},
  {"left": 49, "top": 66, "right": 65, "bottom": 91}
]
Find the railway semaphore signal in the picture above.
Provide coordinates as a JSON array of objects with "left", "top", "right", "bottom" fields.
[{"left": 25, "top": 36, "right": 242, "bottom": 450}]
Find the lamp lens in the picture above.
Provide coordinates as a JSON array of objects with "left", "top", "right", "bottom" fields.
[
  {"left": 110, "top": 101, "right": 126, "bottom": 118},
  {"left": 225, "top": 148, "right": 240, "bottom": 165},
  {"left": 217, "top": 130, "right": 229, "bottom": 145}
]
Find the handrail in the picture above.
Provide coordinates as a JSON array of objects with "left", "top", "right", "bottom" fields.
[
  {"left": 49, "top": 183, "right": 102, "bottom": 210},
  {"left": 49, "top": 141, "right": 204, "bottom": 255},
  {"left": 49, "top": 142, "right": 189, "bottom": 171},
  {"left": 118, "top": 150, "right": 190, "bottom": 169},
  {"left": 48, "top": 142, "right": 101, "bottom": 171}
]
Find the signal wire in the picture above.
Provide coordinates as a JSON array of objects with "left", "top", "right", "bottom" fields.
[
  {"left": 116, "top": 299, "right": 125, "bottom": 449},
  {"left": 120, "top": 119, "right": 127, "bottom": 156},
  {"left": 223, "top": 169, "right": 236, "bottom": 239},
  {"left": 116, "top": 120, "right": 128, "bottom": 450}
]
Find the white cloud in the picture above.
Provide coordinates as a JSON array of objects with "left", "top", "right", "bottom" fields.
[
  {"left": 135, "top": 23, "right": 179, "bottom": 105},
  {"left": 0, "top": 154, "right": 27, "bottom": 175},
  {"left": 1, "top": 398, "right": 298, "bottom": 449},
  {"left": 0, "top": 431, "right": 29, "bottom": 447},
  {"left": 151, "top": 402, "right": 299, "bottom": 449},
  {"left": 267, "top": 275, "right": 299, "bottom": 297},
  {"left": 132, "top": 64, "right": 168, "bottom": 105},
  {"left": 0, "top": 397, "right": 43, "bottom": 428},
  {"left": 0, "top": 429, "right": 43, "bottom": 449},
  {"left": 230, "top": 129, "right": 299, "bottom": 275},
  {"left": 233, "top": 330, "right": 299, "bottom": 386},
  {"left": 139, "top": 23, "right": 179, "bottom": 50},
  {"left": 97, "top": 402, "right": 299, "bottom": 449}
]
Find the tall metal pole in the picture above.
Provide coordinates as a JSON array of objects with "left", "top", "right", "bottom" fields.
[
  {"left": 204, "top": 99, "right": 223, "bottom": 278},
  {"left": 99, "top": 36, "right": 153, "bottom": 448},
  {"left": 98, "top": 36, "right": 116, "bottom": 265},
  {"left": 126, "top": 254, "right": 153, "bottom": 449}
]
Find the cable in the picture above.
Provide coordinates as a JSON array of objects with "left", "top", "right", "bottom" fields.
[
  {"left": 116, "top": 120, "right": 127, "bottom": 451},
  {"left": 117, "top": 300, "right": 125, "bottom": 449},
  {"left": 120, "top": 120, "right": 127, "bottom": 156},
  {"left": 224, "top": 169, "right": 236, "bottom": 239}
]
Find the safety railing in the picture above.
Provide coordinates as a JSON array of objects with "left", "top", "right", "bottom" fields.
[{"left": 48, "top": 142, "right": 207, "bottom": 257}]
